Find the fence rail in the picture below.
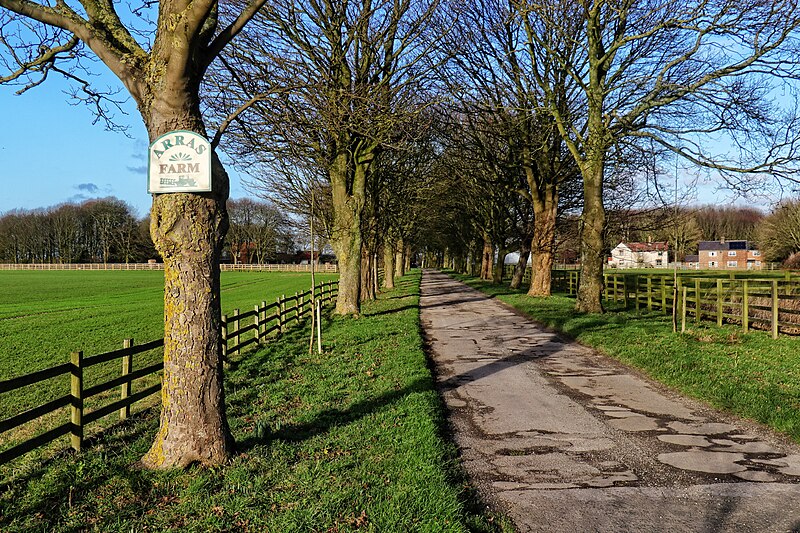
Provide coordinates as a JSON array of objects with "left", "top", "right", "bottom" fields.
[
  {"left": 548, "top": 269, "right": 800, "bottom": 338},
  {"left": 0, "top": 263, "right": 338, "bottom": 272},
  {"left": 0, "top": 279, "right": 338, "bottom": 466}
]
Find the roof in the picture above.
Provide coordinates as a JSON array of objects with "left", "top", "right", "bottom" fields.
[
  {"left": 699, "top": 240, "right": 749, "bottom": 251},
  {"left": 618, "top": 241, "right": 669, "bottom": 252}
]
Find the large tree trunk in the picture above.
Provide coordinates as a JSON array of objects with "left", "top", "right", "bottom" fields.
[
  {"left": 360, "top": 244, "right": 376, "bottom": 302},
  {"left": 510, "top": 242, "right": 530, "bottom": 289},
  {"left": 330, "top": 152, "right": 366, "bottom": 315},
  {"left": 141, "top": 102, "right": 234, "bottom": 469},
  {"left": 528, "top": 187, "right": 558, "bottom": 297},
  {"left": 395, "top": 238, "right": 405, "bottom": 278},
  {"left": 404, "top": 243, "right": 412, "bottom": 271},
  {"left": 480, "top": 235, "right": 494, "bottom": 280},
  {"left": 576, "top": 156, "right": 606, "bottom": 313},
  {"left": 383, "top": 240, "right": 395, "bottom": 289}
]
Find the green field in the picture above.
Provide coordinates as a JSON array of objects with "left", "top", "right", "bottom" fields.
[
  {"left": 0, "top": 271, "right": 509, "bottom": 532},
  {"left": 0, "top": 270, "right": 337, "bottom": 377},
  {"left": 0, "top": 270, "right": 337, "bottom": 429}
]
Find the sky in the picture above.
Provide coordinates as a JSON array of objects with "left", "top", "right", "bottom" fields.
[
  {"left": 0, "top": 71, "right": 249, "bottom": 219},
  {"left": 0, "top": 64, "right": 780, "bottom": 219}
]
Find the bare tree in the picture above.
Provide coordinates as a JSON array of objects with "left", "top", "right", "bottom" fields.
[
  {"left": 207, "top": 0, "right": 446, "bottom": 315},
  {"left": 445, "top": 0, "right": 583, "bottom": 295},
  {"left": 0, "top": 0, "right": 269, "bottom": 467},
  {"left": 518, "top": 0, "right": 800, "bottom": 312}
]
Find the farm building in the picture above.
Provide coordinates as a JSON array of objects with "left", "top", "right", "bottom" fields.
[
  {"left": 608, "top": 242, "right": 669, "bottom": 268},
  {"left": 683, "top": 254, "right": 700, "bottom": 269},
  {"left": 698, "top": 240, "right": 762, "bottom": 270}
]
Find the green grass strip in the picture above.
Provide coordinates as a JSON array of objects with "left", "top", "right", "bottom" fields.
[
  {"left": 0, "top": 271, "right": 510, "bottom": 532},
  {"left": 451, "top": 273, "right": 800, "bottom": 444}
]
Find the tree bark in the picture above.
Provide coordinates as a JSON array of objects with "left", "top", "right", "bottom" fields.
[
  {"left": 383, "top": 240, "right": 395, "bottom": 289},
  {"left": 360, "top": 244, "right": 376, "bottom": 302},
  {"left": 404, "top": 243, "right": 412, "bottom": 271},
  {"left": 330, "top": 152, "right": 366, "bottom": 315},
  {"left": 395, "top": 238, "right": 405, "bottom": 278},
  {"left": 480, "top": 235, "right": 494, "bottom": 280},
  {"left": 528, "top": 186, "right": 558, "bottom": 297},
  {"left": 141, "top": 100, "right": 234, "bottom": 469},
  {"left": 510, "top": 243, "right": 530, "bottom": 289},
  {"left": 576, "top": 156, "right": 606, "bottom": 313}
]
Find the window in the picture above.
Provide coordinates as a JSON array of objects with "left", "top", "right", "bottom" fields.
[
  {"left": 728, "top": 250, "right": 737, "bottom": 256},
  {"left": 657, "top": 251, "right": 663, "bottom": 256},
  {"left": 756, "top": 260, "right": 762, "bottom": 266},
  {"left": 752, "top": 251, "right": 761, "bottom": 257},
  {"left": 709, "top": 261, "right": 718, "bottom": 267},
  {"left": 727, "top": 261, "right": 738, "bottom": 267},
  {"left": 709, "top": 251, "right": 717, "bottom": 257}
]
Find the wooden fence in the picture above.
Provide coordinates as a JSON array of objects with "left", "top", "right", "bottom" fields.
[
  {"left": 555, "top": 270, "right": 800, "bottom": 338},
  {"left": 0, "top": 263, "right": 338, "bottom": 272},
  {"left": 0, "top": 280, "right": 338, "bottom": 466}
]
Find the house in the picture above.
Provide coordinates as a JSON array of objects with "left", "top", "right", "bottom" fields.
[
  {"left": 698, "top": 240, "right": 762, "bottom": 270},
  {"left": 683, "top": 254, "right": 700, "bottom": 269},
  {"left": 608, "top": 242, "right": 669, "bottom": 268}
]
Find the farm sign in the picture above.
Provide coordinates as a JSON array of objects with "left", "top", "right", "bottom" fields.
[{"left": 148, "top": 130, "right": 212, "bottom": 193}]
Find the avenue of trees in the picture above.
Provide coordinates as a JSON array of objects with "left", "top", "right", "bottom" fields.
[{"left": 4, "top": 0, "right": 800, "bottom": 468}]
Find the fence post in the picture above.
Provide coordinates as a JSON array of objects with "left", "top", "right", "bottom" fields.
[
  {"left": 647, "top": 276, "right": 653, "bottom": 311},
  {"left": 742, "top": 280, "right": 749, "bottom": 333},
  {"left": 232, "top": 309, "right": 240, "bottom": 355},
  {"left": 280, "top": 296, "right": 286, "bottom": 333},
  {"left": 221, "top": 314, "right": 229, "bottom": 361},
  {"left": 275, "top": 297, "right": 283, "bottom": 334},
  {"left": 120, "top": 339, "right": 133, "bottom": 420},
  {"left": 260, "top": 301, "right": 267, "bottom": 340},
  {"left": 70, "top": 351, "right": 83, "bottom": 452},
  {"left": 716, "top": 279, "right": 723, "bottom": 327},
  {"left": 661, "top": 278, "right": 667, "bottom": 313},
  {"left": 681, "top": 287, "right": 687, "bottom": 333},
  {"left": 254, "top": 304, "right": 262, "bottom": 343},
  {"left": 694, "top": 279, "right": 701, "bottom": 323},
  {"left": 623, "top": 275, "right": 629, "bottom": 309},
  {"left": 634, "top": 275, "right": 640, "bottom": 312},
  {"left": 772, "top": 280, "right": 779, "bottom": 339},
  {"left": 295, "top": 292, "right": 300, "bottom": 324}
]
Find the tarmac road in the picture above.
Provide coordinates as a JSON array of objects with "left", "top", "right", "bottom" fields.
[{"left": 420, "top": 270, "right": 800, "bottom": 533}]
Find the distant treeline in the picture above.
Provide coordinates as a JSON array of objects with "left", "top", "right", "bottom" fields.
[
  {"left": 0, "top": 198, "right": 155, "bottom": 264},
  {"left": 0, "top": 197, "right": 304, "bottom": 265}
]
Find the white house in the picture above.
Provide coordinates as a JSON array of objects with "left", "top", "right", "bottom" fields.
[{"left": 608, "top": 242, "right": 669, "bottom": 268}]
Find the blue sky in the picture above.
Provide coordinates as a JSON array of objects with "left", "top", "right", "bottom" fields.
[
  {"left": 0, "top": 71, "right": 248, "bottom": 219},
  {"left": 0, "top": 65, "right": 775, "bottom": 219}
]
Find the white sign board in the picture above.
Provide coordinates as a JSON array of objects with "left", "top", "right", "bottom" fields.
[{"left": 148, "top": 130, "right": 212, "bottom": 193}]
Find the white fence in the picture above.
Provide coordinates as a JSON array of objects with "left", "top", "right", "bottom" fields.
[{"left": 0, "top": 263, "right": 338, "bottom": 273}]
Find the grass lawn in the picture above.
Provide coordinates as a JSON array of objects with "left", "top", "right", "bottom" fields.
[
  {"left": 0, "top": 271, "right": 508, "bottom": 532},
  {"left": 0, "top": 271, "right": 337, "bottom": 454},
  {"left": 0, "top": 270, "right": 338, "bottom": 377},
  {"left": 451, "top": 273, "right": 800, "bottom": 444}
]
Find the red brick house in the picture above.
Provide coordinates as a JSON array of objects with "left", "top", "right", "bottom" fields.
[{"left": 698, "top": 240, "right": 762, "bottom": 270}]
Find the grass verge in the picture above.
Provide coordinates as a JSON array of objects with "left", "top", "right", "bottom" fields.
[
  {"left": 0, "top": 271, "right": 508, "bottom": 532},
  {"left": 450, "top": 272, "right": 800, "bottom": 444}
]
